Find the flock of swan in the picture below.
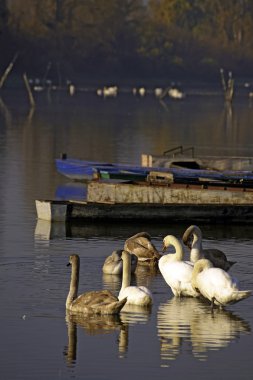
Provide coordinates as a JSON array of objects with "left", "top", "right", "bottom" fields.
[
  {"left": 96, "top": 85, "right": 185, "bottom": 99},
  {"left": 66, "top": 225, "right": 251, "bottom": 316}
]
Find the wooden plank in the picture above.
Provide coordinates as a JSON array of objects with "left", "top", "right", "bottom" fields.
[
  {"left": 35, "top": 199, "right": 253, "bottom": 224},
  {"left": 86, "top": 181, "right": 253, "bottom": 205}
]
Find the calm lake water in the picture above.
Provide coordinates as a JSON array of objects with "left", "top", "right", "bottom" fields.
[{"left": 1, "top": 84, "right": 253, "bottom": 379}]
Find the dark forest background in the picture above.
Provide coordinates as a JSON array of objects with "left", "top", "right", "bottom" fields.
[{"left": 1, "top": 0, "right": 253, "bottom": 85}]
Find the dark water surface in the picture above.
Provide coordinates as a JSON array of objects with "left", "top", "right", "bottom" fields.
[{"left": 0, "top": 86, "right": 253, "bottom": 379}]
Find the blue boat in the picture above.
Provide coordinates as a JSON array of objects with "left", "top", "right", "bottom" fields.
[
  {"left": 55, "top": 157, "right": 151, "bottom": 181},
  {"left": 55, "top": 156, "right": 253, "bottom": 186}
]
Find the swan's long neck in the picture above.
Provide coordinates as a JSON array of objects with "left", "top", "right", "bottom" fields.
[
  {"left": 66, "top": 257, "right": 79, "bottom": 309},
  {"left": 190, "top": 230, "right": 203, "bottom": 263},
  {"left": 191, "top": 259, "right": 212, "bottom": 289},
  {"left": 167, "top": 235, "right": 184, "bottom": 261},
  {"left": 121, "top": 251, "right": 131, "bottom": 291}
]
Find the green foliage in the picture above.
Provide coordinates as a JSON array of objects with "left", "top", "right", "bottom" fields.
[{"left": 2, "top": 0, "right": 253, "bottom": 80}]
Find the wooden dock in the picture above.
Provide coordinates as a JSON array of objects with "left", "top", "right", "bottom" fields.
[
  {"left": 35, "top": 180, "right": 253, "bottom": 223},
  {"left": 86, "top": 181, "right": 253, "bottom": 205}
]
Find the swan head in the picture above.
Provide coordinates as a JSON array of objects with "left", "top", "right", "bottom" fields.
[
  {"left": 162, "top": 235, "right": 178, "bottom": 252},
  {"left": 182, "top": 225, "right": 202, "bottom": 249},
  {"left": 67, "top": 254, "right": 80, "bottom": 267},
  {"left": 111, "top": 250, "right": 123, "bottom": 261}
]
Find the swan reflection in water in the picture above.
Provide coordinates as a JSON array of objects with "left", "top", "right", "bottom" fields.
[
  {"left": 64, "top": 304, "right": 151, "bottom": 365},
  {"left": 102, "top": 273, "right": 122, "bottom": 293},
  {"left": 64, "top": 311, "right": 125, "bottom": 365},
  {"left": 157, "top": 297, "right": 251, "bottom": 366},
  {"left": 120, "top": 303, "right": 152, "bottom": 325}
]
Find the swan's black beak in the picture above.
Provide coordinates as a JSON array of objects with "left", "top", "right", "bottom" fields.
[{"left": 67, "top": 262, "right": 71, "bottom": 267}]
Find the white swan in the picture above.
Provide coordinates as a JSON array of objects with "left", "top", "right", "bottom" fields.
[
  {"left": 138, "top": 87, "right": 146, "bottom": 96},
  {"left": 102, "top": 249, "right": 138, "bottom": 275},
  {"left": 191, "top": 259, "right": 251, "bottom": 308},
  {"left": 124, "top": 232, "right": 161, "bottom": 266},
  {"left": 159, "top": 235, "right": 199, "bottom": 297},
  {"left": 182, "top": 225, "right": 236, "bottom": 271},
  {"left": 168, "top": 87, "right": 185, "bottom": 99},
  {"left": 66, "top": 254, "right": 127, "bottom": 315},
  {"left": 118, "top": 250, "right": 153, "bottom": 306}
]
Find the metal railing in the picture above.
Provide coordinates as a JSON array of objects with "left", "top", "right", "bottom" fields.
[{"left": 163, "top": 146, "right": 195, "bottom": 157}]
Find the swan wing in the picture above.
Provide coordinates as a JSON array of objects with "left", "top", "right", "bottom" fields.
[
  {"left": 159, "top": 261, "right": 197, "bottom": 297},
  {"left": 203, "top": 249, "right": 236, "bottom": 271},
  {"left": 125, "top": 233, "right": 160, "bottom": 259},
  {"left": 159, "top": 260, "right": 193, "bottom": 279},
  {"left": 119, "top": 286, "right": 153, "bottom": 306},
  {"left": 196, "top": 268, "right": 244, "bottom": 304},
  {"left": 71, "top": 290, "right": 127, "bottom": 314},
  {"left": 198, "top": 268, "right": 235, "bottom": 289},
  {"left": 74, "top": 290, "right": 118, "bottom": 306}
]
